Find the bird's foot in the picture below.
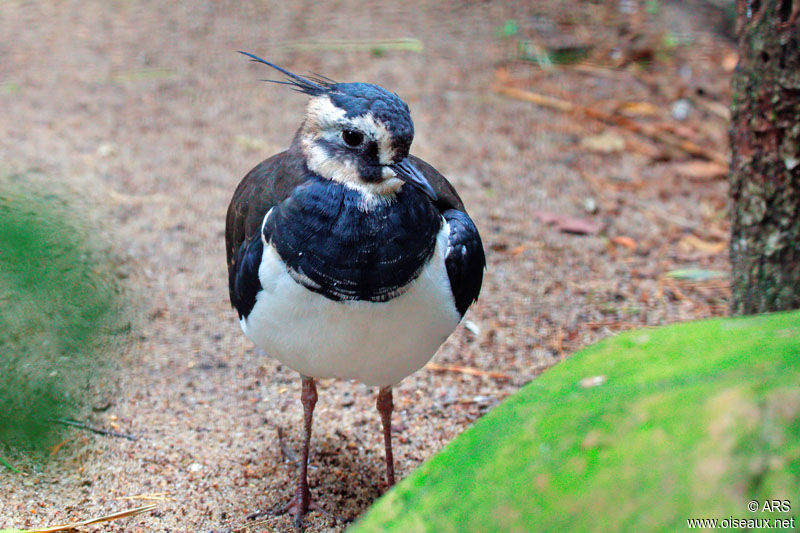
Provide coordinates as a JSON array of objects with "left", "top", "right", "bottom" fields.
[
  {"left": 246, "top": 487, "right": 316, "bottom": 529},
  {"left": 286, "top": 486, "right": 315, "bottom": 528}
]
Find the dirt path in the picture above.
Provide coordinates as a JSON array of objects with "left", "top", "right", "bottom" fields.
[{"left": 1, "top": 2, "right": 733, "bottom": 531}]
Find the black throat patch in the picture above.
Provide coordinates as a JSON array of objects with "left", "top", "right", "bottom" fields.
[{"left": 264, "top": 178, "right": 442, "bottom": 302}]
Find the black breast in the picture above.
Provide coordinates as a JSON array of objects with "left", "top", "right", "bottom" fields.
[{"left": 264, "top": 178, "right": 442, "bottom": 302}]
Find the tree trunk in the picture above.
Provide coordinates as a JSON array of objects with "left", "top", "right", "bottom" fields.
[{"left": 729, "top": 0, "right": 800, "bottom": 315}]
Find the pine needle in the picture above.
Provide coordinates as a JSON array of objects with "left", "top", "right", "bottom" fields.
[
  {"left": 0, "top": 456, "right": 23, "bottom": 474},
  {"left": 25, "top": 504, "right": 157, "bottom": 532},
  {"left": 117, "top": 492, "right": 174, "bottom": 502},
  {"left": 426, "top": 362, "right": 511, "bottom": 381}
]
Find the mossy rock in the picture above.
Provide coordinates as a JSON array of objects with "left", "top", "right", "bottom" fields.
[{"left": 353, "top": 311, "right": 800, "bottom": 532}]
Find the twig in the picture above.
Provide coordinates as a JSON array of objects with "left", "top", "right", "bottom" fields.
[
  {"left": 276, "top": 426, "right": 299, "bottom": 466},
  {"left": 50, "top": 418, "right": 138, "bottom": 441},
  {"left": 107, "top": 188, "right": 168, "bottom": 205},
  {"left": 28, "top": 503, "right": 157, "bottom": 532},
  {"left": 493, "top": 84, "right": 729, "bottom": 165},
  {"left": 585, "top": 321, "right": 639, "bottom": 330},
  {"left": 117, "top": 492, "right": 175, "bottom": 502},
  {"left": 273, "top": 38, "right": 424, "bottom": 54},
  {"left": 425, "top": 362, "right": 511, "bottom": 381},
  {"left": 688, "top": 94, "right": 730, "bottom": 121},
  {"left": 49, "top": 438, "right": 70, "bottom": 457}
]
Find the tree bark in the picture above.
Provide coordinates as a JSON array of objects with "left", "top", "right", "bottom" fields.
[{"left": 729, "top": 0, "right": 800, "bottom": 314}]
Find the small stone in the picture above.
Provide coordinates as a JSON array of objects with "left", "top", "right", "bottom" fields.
[
  {"left": 97, "top": 142, "right": 117, "bottom": 157},
  {"left": 671, "top": 99, "right": 692, "bottom": 121},
  {"left": 464, "top": 320, "right": 481, "bottom": 336}
]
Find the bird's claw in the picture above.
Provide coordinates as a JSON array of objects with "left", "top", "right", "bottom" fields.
[
  {"left": 246, "top": 489, "right": 316, "bottom": 529},
  {"left": 286, "top": 488, "right": 316, "bottom": 528}
]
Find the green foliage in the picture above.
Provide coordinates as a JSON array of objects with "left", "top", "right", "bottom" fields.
[
  {"left": 497, "top": 19, "right": 519, "bottom": 38},
  {"left": 353, "top": 312, "right": 800, "bottom": 532},
  {"left": 645, "top": 0, "right": 661, "bottom": 15},
  {"left": 0, "top": 177, "right": 128, "bottom": 458}
]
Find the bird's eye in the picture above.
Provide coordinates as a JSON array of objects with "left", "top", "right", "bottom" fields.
[{"left": 342, "top": 129, "right": 364, "bottom": 147}]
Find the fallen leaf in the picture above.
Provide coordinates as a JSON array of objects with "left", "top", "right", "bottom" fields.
[
  {"left": 581, "top": 132, "right": 626, "bottom": 153},
  {"left": 665, "top": 268, "right": 727, "bottom": 281},
  {"left": 532, "top": 211, "right": 561, "bottom": 225},
  {"left": 533, "top": 211, "right": 601, "bottom": 235},
  {"left": 610, "top": 236, "right": 637, "bottom": 249},
  {"left": 722, "top": 51, "right": 738, "bottom": 72},
  {"left": 556, "top": 216, "right": 601, "bottom": 235},
  {"left": 675, "top": 161, "right": 728, "bottom": 180}
]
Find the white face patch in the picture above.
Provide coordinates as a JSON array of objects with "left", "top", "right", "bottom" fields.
[
  {"left": 302, "top": 134, "right": 403, "bottom": 209},
  {"left": 304, "top": 141, "right": 360, "bottom": 184},
  {"left": 301, "top": 95, "right": 398, "bottom": 174},
  {"left": 304, "top": 95, "right": 347, "bottom": 131}
]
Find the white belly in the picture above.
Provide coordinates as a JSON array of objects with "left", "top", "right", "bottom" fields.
[{"left": 241, "top": 223, "right": 461, "bottom": 387}]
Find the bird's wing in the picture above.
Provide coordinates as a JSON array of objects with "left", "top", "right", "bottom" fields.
[
  {"left": 225, "top": 151, "right": 309, "bottom": 315},
  {"left": 441, "top": 209, "right": 485, "bottom": 316},
  {"left": 407, "top": 155, "right": 465, "bottom": 213},
  {"left": 409, "top": 155, "right": 486, "bottom": 316}
]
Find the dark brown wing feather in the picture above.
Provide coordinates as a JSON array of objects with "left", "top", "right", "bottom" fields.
[
  {"left": 407, "top": 155, "right": 465, "bottom": 213},
  {"left": 225, "top": 151, "right": 307, "bottom": 272}
]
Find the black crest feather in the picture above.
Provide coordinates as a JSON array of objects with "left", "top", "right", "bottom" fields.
[{"left": 238, "top": 51, "right": 335, "bottom": 96}]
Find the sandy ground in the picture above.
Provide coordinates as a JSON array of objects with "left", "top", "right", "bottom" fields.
[{"left": 1, "top": 1, "right": 734, "bottom": 531}]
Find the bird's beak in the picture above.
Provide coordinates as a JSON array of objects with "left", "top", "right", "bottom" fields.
[{"left": 390, "top": 159, "right": 437, "bottom": 201}]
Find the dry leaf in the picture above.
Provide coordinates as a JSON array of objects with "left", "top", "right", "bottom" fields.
[
  {"left": 532, "top": 211, "right": 561, "bottom": 225},
  {"left": 722, "top": 51, "right": 738, "bottom": 72},
  {"left": 610, "top": 236, "right": 637, "bottom": 249},
  {"left": 533, "top": 211, "right": 601, "bottom": 235},
  {"left": 557, "top": 216, "right": 601, "bottom": 235}
]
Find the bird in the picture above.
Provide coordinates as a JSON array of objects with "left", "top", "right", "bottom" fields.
[{"left": 225, "top": 51, "right": 485, "bottom": 527}]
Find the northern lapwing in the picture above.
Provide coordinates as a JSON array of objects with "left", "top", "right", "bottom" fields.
[{"left": 226, "top": 51, "right": 485, "bottom": 526}]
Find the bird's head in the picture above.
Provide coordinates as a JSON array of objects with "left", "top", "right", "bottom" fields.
[{"left": 240, "top": 51, "right": 436, "bottom": 202}]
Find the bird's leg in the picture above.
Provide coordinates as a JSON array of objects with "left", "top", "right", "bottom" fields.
[
  {"left": 287, "top": 376, "right": 317, "bottom": 526},
  {"left": 376, "top": 386, "right": 395, "bottom": 487}
]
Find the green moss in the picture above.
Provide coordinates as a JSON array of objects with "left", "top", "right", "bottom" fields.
[
  {"left": 0, "top": 177, "right": 129, "bottom": 458},
  {"left": 353, "top": 312, "right": 800, "bottom": 532}
]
